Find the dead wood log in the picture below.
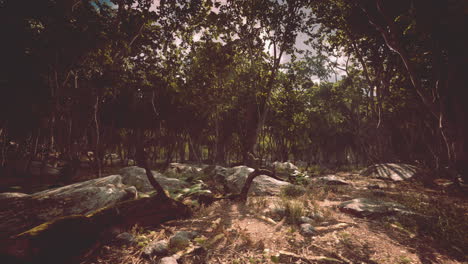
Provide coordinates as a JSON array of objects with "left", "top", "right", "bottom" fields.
[{"left": 0, "top": 195, "right": 191, "bottom": 264}]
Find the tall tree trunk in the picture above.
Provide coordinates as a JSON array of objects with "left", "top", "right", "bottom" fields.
[{"left": 93, "top": 95, "right": 101, "bottom": 177}]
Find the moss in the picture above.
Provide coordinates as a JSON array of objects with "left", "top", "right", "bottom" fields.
[{"left": 15, "top": 215, "right": 87, "bottom": 238}]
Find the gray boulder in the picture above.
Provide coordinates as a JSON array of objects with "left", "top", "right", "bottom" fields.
[
  {"left": 0, "top": 175, "right": 137, "bottom": 238},
  {"left": 226, "top": 166, "right": 292, "bottom": 196},
  {"left": 120, "top": 166, "right": 189, "bottom": 193},
  {"left": 201, "top": 165, "right": 232, "bottom": 192},
  {"left": 339, "top": 198, "right": 412, "bottom": 218},
  {"left": 361, "top": 163, "right": 418, "bottom": 181},
  {"left": 273, "top": 161, "right": 299, "bottom": 178}
]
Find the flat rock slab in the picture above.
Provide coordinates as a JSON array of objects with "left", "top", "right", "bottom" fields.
[
  {"left": 0, "top": 175, "right": 137, "bottom": 238},
  {"left": 339, "top": 198, "right": 412, "bottom": 218},
  {"left": 120, "top": 166, "right": 189, "bottom": 193},
  {"left": 314, "top": 175, "right": 350, "bottom": 185},
  {"left": 360, "top": 163, "right": 418, "bottom": 181}
]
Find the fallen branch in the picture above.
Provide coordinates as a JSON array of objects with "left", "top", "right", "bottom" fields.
[{"left": 0, "top": 195, "right": 191, "bottom": 264}]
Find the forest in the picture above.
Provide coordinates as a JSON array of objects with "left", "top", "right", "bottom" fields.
[{"left": 0, "top": 0, "right": 467, "bottom": 264}]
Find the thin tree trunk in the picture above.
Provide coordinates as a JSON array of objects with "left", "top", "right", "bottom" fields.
[
  {"left": 93, "top": 95, "right": 101, "bottom": 177},
  {"left": 135, "top": 128, "right": 168, "bottom": 199}
]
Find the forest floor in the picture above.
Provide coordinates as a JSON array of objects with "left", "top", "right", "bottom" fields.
[{"left": 81, "top": 171, "right": 467, "bottom": 264}]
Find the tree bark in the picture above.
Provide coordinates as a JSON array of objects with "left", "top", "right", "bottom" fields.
[
  {"left": 135, "top": 128, "right": 168, "bottom": 199},
  {"left": 93, "top": 95, "right": 102, "bottom": 177},
  {"left": 0, "top": 195, "right": 190, "bottom": 264},
  {"left": 237, "top": 168, "right": 277, "bottom": 202}
]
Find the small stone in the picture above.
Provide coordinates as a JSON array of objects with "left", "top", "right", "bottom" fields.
[
  {"left": 169, "top": 231, "right": 198, "bottom": 250},
  {"left": 300, "top": 223, "right": 316, "bottom": 236},
  {"left": 159, "top": 256, "right": 178, "bottom": 264},
  {"left": 310, "top": 211, "right": 324, "bottom": 221},
  {"left": 299, "top": 216, "right": 313, "bottom": 224},
  {"left": 265, "top": 204, "right": 286, "bottom": 221},
  {"left": 143, "top": 240, "right": 169, "bottom": 257},
  {"left": 115, "top": 232, "right": 136, "bottom": 245}
]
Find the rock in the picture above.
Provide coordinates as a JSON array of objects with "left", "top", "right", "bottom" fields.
[
  {"left": 201, "top": 165, "right": 232, "bottom": 192},
  {"left": 159, "top": 256, "right": 178, "bottom": 264},
  {"left": 0, "top": 175, "right": 137, "bottom": 238},
  {"left": 264, "top": 204, "right": 286, "bottom": 221},
  {"left": 310, "top": 211, "right": 324, "bottom": 221},
  {"left": 169, "top": 231, "right": 198, "bottom": 251},
  {"left": 339, "top": 198, "right": 412, "bottom": 218},
  {"left": 361, "top": 163, "right": 418, "bottom": 181},
  {"left": 0, "top": 192, "right": 29, "bottom": 201},
  {"left": 273, "top": 161, "right": 299, "bottom": 178},
  {"left": 225, "top": 166, "right": 292, "bottom": 196},
  {"left": 300, "top": 223, "right": 316, "bottom": 236},
  {"left": 204, "top": 165, "right": 298, "bottom": 196},
  {"left": 143, "top": 240, "right": 169, "bottom": 257},
  {"left": 166, "top": 163, "right": 205, "bottom": 176},
  {"left": 299, "top": 216, "right": 313, "bottom": 224},
  {"left": 314, "top": 175, "right": 350, "bottom": 185},
  {"left": 202, "top": 165, "right": 230, "bottom": 177},
  {"left": 115, "top": 232, "right": 136, "bottom": 245},
  {"left": 120, "top": 166, "right": 189, "bottom": 193}
]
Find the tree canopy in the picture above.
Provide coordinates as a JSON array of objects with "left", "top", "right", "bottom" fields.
[{"left": 0, "top": 0, "right": 466, "bottom": 181}]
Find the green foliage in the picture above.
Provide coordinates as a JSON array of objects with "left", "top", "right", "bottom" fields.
[{"left": 0, "top": 0, "right": 463, "bottom": 186}]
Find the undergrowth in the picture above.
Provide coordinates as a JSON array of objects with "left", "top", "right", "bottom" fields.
[{"left": 391, "top": 192, "right": 468, "bottom": 258}]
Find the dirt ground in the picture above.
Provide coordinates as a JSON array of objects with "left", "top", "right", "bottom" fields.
[{"left": 81, "top": 172, "right": 467, "bottom": 264}]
